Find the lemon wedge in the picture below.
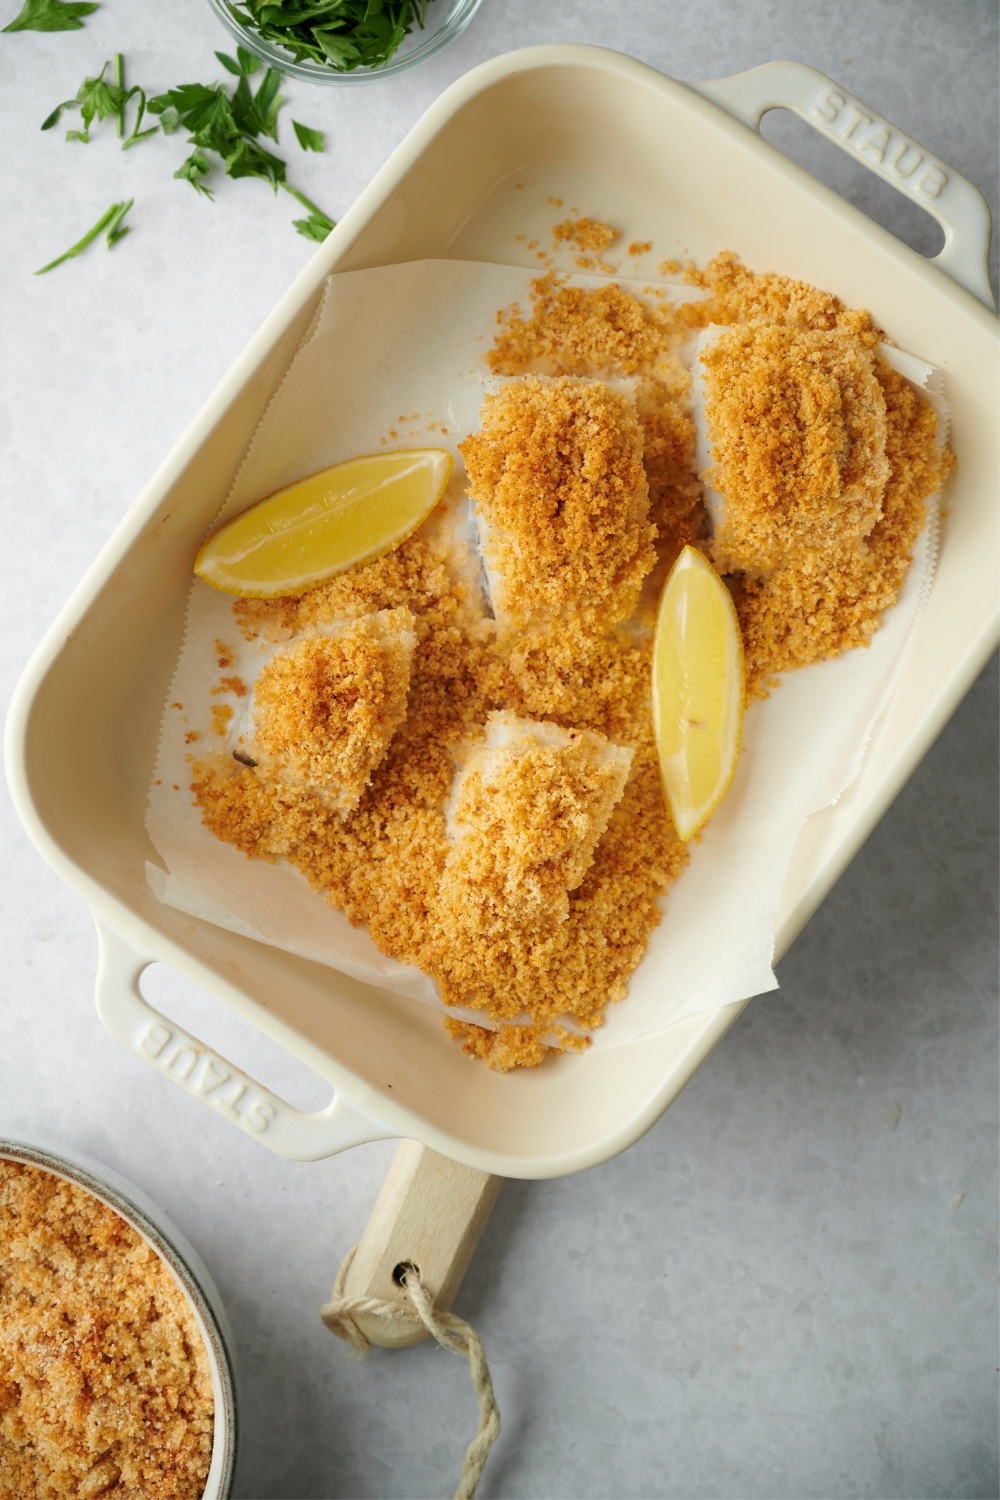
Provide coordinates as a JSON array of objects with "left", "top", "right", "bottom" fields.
[
  {"left": 652, "top": 544, "right": 745, "bottom": 841},
  {"left": 194, "top": 448, "right": 453, "bottom": 597}
]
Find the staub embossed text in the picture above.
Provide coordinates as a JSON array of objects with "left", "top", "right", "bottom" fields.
[{"left": 812, "top": 86, "right": 948, "bottom": 198}]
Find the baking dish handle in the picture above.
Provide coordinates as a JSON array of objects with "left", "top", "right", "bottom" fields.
[
  {"left": 94, "top": 920, "right": 397, "bottom": 1161},
  {"left": 691, "top": 60, "right": 995, "bottom": 309}
]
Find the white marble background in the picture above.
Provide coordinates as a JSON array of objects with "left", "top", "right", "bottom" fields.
[{"left": 0, "top": 2, "right": 996, "bottom": 1497}]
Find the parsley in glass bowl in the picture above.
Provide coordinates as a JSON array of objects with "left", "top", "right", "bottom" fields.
[{"left": 206, "top": 0, "right": 482, "bottom": 85}]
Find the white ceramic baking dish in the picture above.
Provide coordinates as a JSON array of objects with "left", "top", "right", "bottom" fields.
[
  {"left": 0, "top": 1138, "right": 238, "bottom": 1498},
  {"left": 6, "top": 48, "right": 997, "bottom": 1180}
]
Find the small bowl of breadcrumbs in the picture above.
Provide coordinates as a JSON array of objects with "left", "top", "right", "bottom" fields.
[{"left": 0, "top": 1140, "right": 237, "bottom": 1498}]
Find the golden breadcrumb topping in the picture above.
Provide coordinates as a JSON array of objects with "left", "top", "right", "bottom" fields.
[
  {"left": 190, "top": 253, "right": 950, "bottom": 1070},
  {"left": 0, "top": 1161, "right": 213, "bottom": 1500},
  {"left": 485, "top": 275, "right": 704, "bottom": 576},
  {"left": 552, "top": 217, "right": 619, "bottom": 252},
  {"left": 433, "top": 714, "right": 632, "bottom": 1018},
  {"left": 734, "top": 359, "right": 953, "bottom": 695},
  {"left": 459, "top": 377, "right": 656, "bottom": 630},
  {"left": 665, "top": 251, "right": 952, "bottom": 697},
  {"left": 702, "top": 324, "right": 889, "bottom": 577},
  {"left": 251, "top": 608, "right": 415, "bottom": 813}
]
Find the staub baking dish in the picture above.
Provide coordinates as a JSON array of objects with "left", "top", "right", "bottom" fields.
[{"left": 6, "top": 49, "right": 997, "bottom": 1179}]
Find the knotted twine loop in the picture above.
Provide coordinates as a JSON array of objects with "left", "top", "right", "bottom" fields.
[{"left": 320, "top": 1244, "right": 501, "bottom": 1500}]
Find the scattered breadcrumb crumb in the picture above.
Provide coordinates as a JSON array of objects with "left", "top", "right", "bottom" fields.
[
  {"left": 0, "top": 1160, "right": 213, "bottom": 1499},
  {"left": 444, "top": 1019, "right": 551, "bottom": 1071},
  {"left": 552, "top": 217, "right": 619, "bottom": 252},
  {"left": 210, "top": 703, "right": 233, "bottom": 735},
  {"left": 658, "top": 258, "right": 682, "bottom": 275},
  {"left": 681, "top": 249, "right": 878, "bottom": 340},
  {"left": 628, "top": 241, "right": 652, "bottom": 256}
]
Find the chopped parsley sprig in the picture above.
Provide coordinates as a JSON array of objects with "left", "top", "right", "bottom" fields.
[
  {"left": 32, "top": 42, "right": 334, "bottom": 269},
  {"left": 223, "top": 0, "right": 436, "bottom": 72},
  {"left": 147, "top": 48, "right": 333, "bottom": 237},
  {"left": 292, "top": 120, "right": 325, "bottom": 152},
  {"left": 42, "top": 53, "right": 156, "bottom": 147}
]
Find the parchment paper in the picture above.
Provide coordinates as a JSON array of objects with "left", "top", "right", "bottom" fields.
[{"left": 146, "top": 259, "right": 945, "bottom": 1050}]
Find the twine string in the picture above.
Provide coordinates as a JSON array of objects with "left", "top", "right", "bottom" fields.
[{"left": 321, "top": 1244, "right": 500, "bottom": 1500}]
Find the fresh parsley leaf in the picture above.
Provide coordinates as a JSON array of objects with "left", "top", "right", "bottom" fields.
[
  {"left": 35, "top": 197, "right": 132, "bottom": 274},
  {"left": 254, "top": 66, "right": 283, "bottom": 124},
  {"left": 236, "top": 43, "right": 261, "bottom": 73},
  {"left": 283, "top": 182, "right": 334, "bottom": 239},
  {"left": 292, "top": 119, "right": 324, "bottom": 152},
  {"left": 229, "top": 66, "right": 283, "bottom": 141},
  {"left": 225, "top": 135, "right": 286, "bottom": 188},
  {"left": 153, "top": 62, "right": 335, "bottom": 239},
  {"left": 4, "top": 0, "right": 97, "bottom": 32},
  {"left": 148, "top": 82, "right": 233, "bottom": 137},
  {"left": 315, "top": 31, "right": 360, "bottom": 66},
  {"left": 174, "top": 147, "right": 213, "bottom": 197},
  {"left": 76, "top": 62, "right": 125, "bottom": 133},
  {"left": 215, "top": 46, "right": 260, "bottom": 76},
  {"left": 292, "top": 212, "right": 332, "bottom": 241}
]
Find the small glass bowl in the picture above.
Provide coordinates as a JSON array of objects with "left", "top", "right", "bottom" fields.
[{"left": 206, "top": 0, "right": 482, "bottom": 85}]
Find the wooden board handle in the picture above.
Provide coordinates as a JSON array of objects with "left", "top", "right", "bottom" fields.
[{"left": 341, "top": 1141, "right": 503, "bottom": 1348}]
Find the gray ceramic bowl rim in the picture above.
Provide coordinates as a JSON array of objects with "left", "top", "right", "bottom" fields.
[
  {"left": 0, "top": 1138, "right": 238, "bottom": 1500},
  {"left": 205, "top": 0, "right": 483, "bottom": 85}
]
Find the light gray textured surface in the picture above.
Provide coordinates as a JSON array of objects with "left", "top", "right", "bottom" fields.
[{"left": 0, "top": 2, "right": 997, "bottom": 1497}]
